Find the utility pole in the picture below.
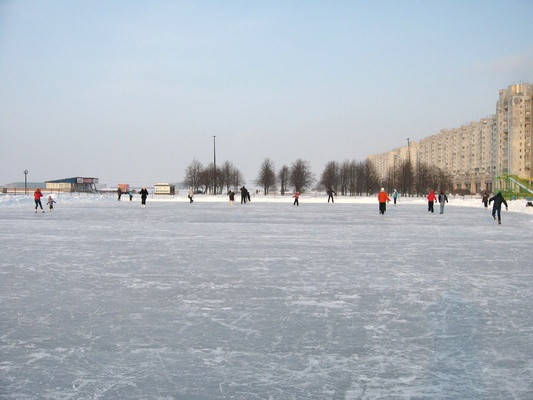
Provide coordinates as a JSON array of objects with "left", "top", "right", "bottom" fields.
[
  {"left": 213, "top": 136, "right": 217, "bottom": 195},
  {"left": 24, "top": 170, "right": 28, "bottom": 195},
  {"left": 407, "top": 138, "right": 411, "bottom": 164}
]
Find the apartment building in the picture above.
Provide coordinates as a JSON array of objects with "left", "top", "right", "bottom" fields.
[
  {"left": 369, "top": 83, "right": 532, "bottom": 194},
  {"left": 496, "top": 83, "right": 532, "bottom": 182}
]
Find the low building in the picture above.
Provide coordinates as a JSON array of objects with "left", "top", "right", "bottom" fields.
[
  {"left": 154, "top": 183, "right": 176, "bottom": 195},
  {"left": 45, "top": 177, "right": 99, "bottom": 193},
  {"left": 1, "top": 182, "right": 46, "bottom": 194}
]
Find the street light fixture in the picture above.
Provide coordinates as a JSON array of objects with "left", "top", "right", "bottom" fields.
[
  {"left": 213, "top": 136, "right": 217, "bottom": 195},
  {"left": 23, "top": 170, "right": 28, "bottom": 195}
]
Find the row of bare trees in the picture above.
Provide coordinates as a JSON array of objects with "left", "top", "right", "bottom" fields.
[
  {"left": 183, "top": 159, "right": 244, "bottom": 194},
  {"left": 255, "top": 158, "right": 315, "bottom": 195},
  {"left": 383, "top": 160, "right": 453, "bottom": 196},
  {"left": 183, "top": 157, "right": 452, "bottom": 196},
  {"left": 318, "top": 160, "right": 379, "bottom": 196}
]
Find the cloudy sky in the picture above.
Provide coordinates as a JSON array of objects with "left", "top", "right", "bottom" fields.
[{"left": 1, "top": 0, "right": 532, "bottom": 187}]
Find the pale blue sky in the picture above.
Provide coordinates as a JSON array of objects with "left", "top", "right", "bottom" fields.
[{"left": 1, "top": 0, "right": 532, "bottom": 187}]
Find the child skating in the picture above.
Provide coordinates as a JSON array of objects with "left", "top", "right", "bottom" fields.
[
  {"left": 47, "top": 195, "right": 56, "bottom": 211},
  {"left": 293, "top": 192, "right": 300, "bottom": 206}
]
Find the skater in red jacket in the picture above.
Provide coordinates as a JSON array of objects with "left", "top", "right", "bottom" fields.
[
  {"left": 427, "top": 190, "right": 437, "bottom": 213},
  {"left": 377, "top": 188, "right": 391, "bottom": 214},
  {"left": 34, "top": 189, "right": 44, "bottom": 213},
  {"left": 292, "top": 192, "right": 300, "bottom": 206}
]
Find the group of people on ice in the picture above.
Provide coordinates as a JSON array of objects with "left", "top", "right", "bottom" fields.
[
  {"left": 33, "top": 188, "right": 55, "bottom": 213},
  {"left": 376, "top": 187, "right": 509, "bottom": 224},
  {"left": 40, "top": 184, "right": 511, "bottom": 224}
]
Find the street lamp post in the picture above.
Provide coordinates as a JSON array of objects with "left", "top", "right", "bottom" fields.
[
  {"left": 23, "top": 170, "right": 28, "bottom": 195},
  {"left": 213, "top": 136, "right": 217, "bottom": 195}
]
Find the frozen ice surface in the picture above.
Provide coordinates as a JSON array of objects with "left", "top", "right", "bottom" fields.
[{"left": 1, "top": 195, "right": 532, "bottom": 399}]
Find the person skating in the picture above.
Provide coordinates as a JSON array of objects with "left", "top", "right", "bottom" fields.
[
  {"left": 438, "top": 190, "right": 448, "bottom": 214},
  {"left": 34, "top": 188, "right": 44, "bottom": 213},
  {"left": 326, "top": 187, "right": 336, "bottom": 203},
  {"left": 188, "top": 187, "right": 194, "bottom": 203},
  {"left": 228, "top": 190, "right": 235, "bottom": 206},
  {"left": 117, "top": 187, "right": 122, "bottom": 201},
  {"left": 293, "top": 191, "right": 300, "bottom": 206},
  {"left": 482, "top": 192, "right": 489, "bottom": 208},
  {"left": 489, "top": 192, "right": 508, "bottom": 224},
  {"left": 139, "top": 187, "right": 149, "bottom": 207},
  {"left": 377, "top": 188, "right": 390, "bottom": 215},
  {"left": 392, "top": 189, "right": 398, "bottom": 205},
  {"left": 240, "top": 186, "right": 248, "bottom": 204},
  {"left": 46, "top": 195, "right": 56, "bottom": 211},
  {"left": 427, "top": 190, "right": 437, "bottom": 213}
]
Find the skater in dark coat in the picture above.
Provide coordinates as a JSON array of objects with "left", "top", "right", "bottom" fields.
[
  {"left": 139, "top": 187, "right": 149, "bottom": 207},
  {"left": 489, "top": 192, "right": 508, "bottom": 224},
  {"left": 482, "top": 192, "right": 489, "bottom": 208},
  {"left": 228, "top": 190, "right": 235, "bottom": 206},
  {"left": 438, "top": 191, "right": 448, "bottom": 214},
  {"left": 326, "top": 187, "right": 336, "bottom": 203},
  {"left": 240, "top": 186, "right": 248, "bottom": 204}
]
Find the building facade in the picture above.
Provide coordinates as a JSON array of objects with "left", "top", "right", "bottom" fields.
[{"left": 369, "top": 83, "right": 532, "bottom": 194}]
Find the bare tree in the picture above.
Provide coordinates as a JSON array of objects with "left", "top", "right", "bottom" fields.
[
  {"left": 290, "top": 159, "right": 315, "bottom": 193},
  {"left": 360, "top": 159, "right": 378, "bottom": 195},
  {"left": 255, "top": 158, "right": 276, "bottom": 195},
  {"left": 347, "top": 160, "right": 358, "bottom": 196},
  {"left": 413, "top": 162, "right": 451, "bottom": 196},
  {"left": 184, "top": 159, "right": 204, "bottom": 193},
  {"left": 319, "top": 161, "right": 340, "bottom": 193},
  {"left": 231, "top": 167, "right": 244, "bottom": 190},
  {"left": 338, "top": 160, "right": 351, "bottom": 196},
  {"left": 278, "top": 165, "right": 290, "bottom": 195},
  {"left": 199, "top": 166, "right": 211, "bottom": 194},
  {"left": 396, "top": 159, "right": 414, "bottom": 196},
  {"left": 220, "top": 161, "right": 235, "bottom": 193}
]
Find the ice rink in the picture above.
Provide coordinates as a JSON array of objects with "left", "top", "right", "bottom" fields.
[{"left": 1, "top": 195, "right": 532, "bottom": 399}]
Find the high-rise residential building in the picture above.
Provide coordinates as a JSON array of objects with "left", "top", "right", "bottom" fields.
[
  {"left": 368, "top": 83, "right": 532, "bottom": 193},
  {"left": 496, "top": 83, "right": 532, "bottom": 182}
]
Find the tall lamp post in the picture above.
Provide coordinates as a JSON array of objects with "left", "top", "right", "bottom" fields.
[
  {"left": 213, "top": 136, "right": 217, "bottom": 195},
  {"left": 23, "top": 170, "right": 28, "bottom": 195}
]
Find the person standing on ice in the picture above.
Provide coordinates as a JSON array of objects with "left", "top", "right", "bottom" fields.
[
  {"left": 117, "top": 187, "right": 122, "bottom": 201},
  {"left": 228, "top": 190, "right": 235, "bottom": 206},
  {"left": 427, "top": 190, "right": 437, "bottom": 213},
  {"left": 293, "top": 191, "right": 300, "bottom": 206},
  {"left": 46, "top": 195, "right": 56, "bottom": 211},
  {"left": 34, "top": 188, "right": 44, "bottom": 213},
  {"left": 482, "top": 192, "right": 489, "bottom": 208},
  {"left": 392, "top": 189, "right": 398, "bottom": 205},
  {"left": 489, "top": 192, "right": 508, "bottom": 224},
  {"left": 377, "top": 188, "right": 390, "bottom": 214},
  {"left": 188, "top": 187, "right": 194, "bottom": 203},
  {"left": 438, "top": 190, "right": 448, "bottom": 214},
  {"left": 240, "top": 186, "right": 248, "bottom": 204},
  {"left": 326, "top": 187, "right": 336, "bottom": 203},
  {"left": 139, "top": 187, "right": 149, "bottom": 207}
]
